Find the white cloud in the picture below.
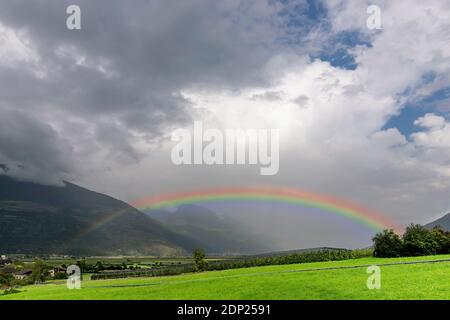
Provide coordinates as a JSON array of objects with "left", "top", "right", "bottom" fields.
[
  {"left": 325, "top": 0, "right": 450, "bottom": 97},
  {"left": 0, "top": 22, "right": 36, "bottom": 64},
  {"left": 412, "top": 113, "right": 450, "bottom": 148},
  {"left": 0, "top": 21, "right": 46, "bottom": 78},
  {"left": 414, "top": 113, "right": 446, "bottom": 130}
]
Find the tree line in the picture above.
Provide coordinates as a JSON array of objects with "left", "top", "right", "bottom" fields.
[
  {"left": 91, "top": 248, "right": 373, "bottom": 280},
  {"left": 373, "top": 224, "right": 450, "bottom": 257}
]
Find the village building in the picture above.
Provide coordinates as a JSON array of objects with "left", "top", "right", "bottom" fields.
[
  {"left": 13, "top": 269, "right": 33, "bottom": 281},
  {"left": 49, "top": 266, "right": 67, "bottom": 277}
]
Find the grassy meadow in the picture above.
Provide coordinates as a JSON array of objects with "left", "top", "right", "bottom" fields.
[{"left": 1, "top": 254, "right": 449, "bottom": 300}]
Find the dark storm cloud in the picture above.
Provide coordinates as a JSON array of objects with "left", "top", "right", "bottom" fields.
[
  {"left": 0, "top": 0, "right": 302, "bottom": 182},
  {"left": 0, "top": 109, "right": 74, "bottom": 184}
]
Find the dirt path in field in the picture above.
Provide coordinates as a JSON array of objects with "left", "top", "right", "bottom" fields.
[{"left": 83, "top": 258, "right": 450, "bottom": 289}]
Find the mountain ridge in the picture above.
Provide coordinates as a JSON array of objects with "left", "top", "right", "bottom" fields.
[
  {"left": 425, "top": 212, "right": 450, "bottom": 230},
  {"left": 0, "top": 175, "right": 196, "bottom": 256}
]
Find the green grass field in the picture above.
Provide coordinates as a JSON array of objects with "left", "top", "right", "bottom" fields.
[{"left": 2, "top": 255, "right": 449, "bottom": 300}]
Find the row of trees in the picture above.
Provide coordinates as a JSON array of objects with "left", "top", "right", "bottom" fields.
[
  {"left": 75, "top": 260, "right": 143, "bottom": 273},
  {"left": 373, "top": 224, "right": 450, "bottom": 257},
  {"left": 202, "top": 248, "right": 372, "bottom": 271},
  {"left": 92, "top": 248, "right": 373, "bottom": 280}
]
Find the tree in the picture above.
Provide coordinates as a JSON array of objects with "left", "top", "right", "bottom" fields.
[
  {"left": 76, "top": 259, "right": 86, "bottom": 273},
  {"left": 193, "top": 248, "right": 208, "bottom": 272},
  {"left": 0, "top": 272, "right": 14, "bottom": 289},
  {"left": 372, "top": 229, "right": 403, "bottom": 257},
  {"left": 430, "top": 226, "right": 450, "bottom": 254},
  {"left": 95, "top": 261, "right": 104, "bottom": 272},
  {"left": 402, "top": 224, "right": 439, "bottom": 256},
  {"left": 372, "top": 224, "right": 450, "bottom": 258},
  {"left": 30, "top": 259, "right": 50, "bottom": 283}
]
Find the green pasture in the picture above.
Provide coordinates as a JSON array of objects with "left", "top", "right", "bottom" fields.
[{"left": 1, "top": 255, "right": 449, "bottom": 300}]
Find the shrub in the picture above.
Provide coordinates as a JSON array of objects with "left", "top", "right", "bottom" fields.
[
  {"left": 54, "top": 272, "right": 68, "bottom": 280},
  {"left": 2, "top": 288, "right": 21, "bottom": 295}
]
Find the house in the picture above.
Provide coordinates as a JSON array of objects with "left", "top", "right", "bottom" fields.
[
  {"left": 14, "top": 269, "right": 32, "bottom": 281},
  {"left": 49, "top": 266, "right": 67, "bottom": 277}
]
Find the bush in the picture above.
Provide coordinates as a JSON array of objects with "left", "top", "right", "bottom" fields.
[
  {"left": 2, "top": 288, "right": 21, "bottom": 295},
  {"left": 54, "top": 272, "right": 68, "bottom": 280},
  {"left": 193, "top": 248, "right": 208, "bottom": 272}
]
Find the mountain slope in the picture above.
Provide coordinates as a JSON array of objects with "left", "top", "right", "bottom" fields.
[
  {"left": 146, "top": 204, "right": 275, "bottom": 255},
  {"left": 425, "top": 213, "right": 450, "bottom": 230},
  {"left": 0, "top": 175, "right": 195, "bottom": 255}
]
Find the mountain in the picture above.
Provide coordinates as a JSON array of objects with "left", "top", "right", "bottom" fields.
[
  {"left": 0, "top": 175, "right": 196, "bottom": 256},
  {"left": 425, "top": 213, "right": 450, "bottom": 230},
  {"left": 146, "top": 204, "right": 275, "bottom": 255}
]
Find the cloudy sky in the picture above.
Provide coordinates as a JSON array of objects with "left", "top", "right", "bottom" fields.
[{"left": 1, "top": 0, "right": 450, "bottom": 241}]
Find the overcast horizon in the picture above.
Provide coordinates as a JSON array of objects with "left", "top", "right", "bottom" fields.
[{"left": 1, "top": 0, "right": 450, "bottom": 241}]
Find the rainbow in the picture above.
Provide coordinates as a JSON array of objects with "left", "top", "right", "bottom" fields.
[{"left": 76, "top": 185, "right": 402, "bottom": 239}]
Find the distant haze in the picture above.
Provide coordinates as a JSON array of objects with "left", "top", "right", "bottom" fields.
[{"left": 172, "top": 202, "right": 377, "bottom": 250}]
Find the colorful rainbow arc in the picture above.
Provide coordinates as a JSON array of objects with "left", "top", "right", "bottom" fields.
[
  {"left": 132, "top": 186, "right": 402, "bottom": 233},
  {"left": 75, "top": 185, "right": 402, "bottom": 240}
]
